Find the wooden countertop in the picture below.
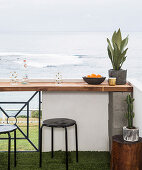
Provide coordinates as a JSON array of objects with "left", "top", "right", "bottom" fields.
[{"left": 0, "top": 81, "right": 133, "bottom": 92}]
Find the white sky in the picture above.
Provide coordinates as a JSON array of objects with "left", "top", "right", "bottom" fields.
[{"left": 0, "top": 0, "right": 141, "bottom": 32}]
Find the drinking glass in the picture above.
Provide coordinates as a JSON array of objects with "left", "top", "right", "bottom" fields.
[
  {"left": 10, "top": 72, "right": 19, "bottom": 85},
  {"left": 55, "top": 72, "right": 62, "bottom": 84}
]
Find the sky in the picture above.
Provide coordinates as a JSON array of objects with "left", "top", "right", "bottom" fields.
[{"left": 0, "top": 0, "right": 141, "bottom": 32}]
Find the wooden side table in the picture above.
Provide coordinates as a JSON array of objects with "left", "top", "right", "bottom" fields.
[{"left": 111, "top": 135, "right": 142, "bottom": 170}]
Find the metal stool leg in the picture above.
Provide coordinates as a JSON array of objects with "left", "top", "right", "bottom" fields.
[
  {"left": 51, "top": 127, "right": 54, "bottom": 158},
  {"left": 75, "top": 124, "right": 78, "bottom": 162},
  {"left": 8, "top": 132, "right": 11, "bottom": 170},
  {"left": 39, "top": 125, "right": 43, "bottom": 167},
  {"left": 65, "top": 127, "right": 68, "bottom": 170},
  {"left": 14, "top": 130, "right": 16, "bottom": 167}
]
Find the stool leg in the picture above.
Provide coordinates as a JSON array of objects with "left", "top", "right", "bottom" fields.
[
  {"left": 8, "top": 132, "right": 11, "bottom": 170},
  {"left": 65, "top": 127, "right": 68, "bottom": 170},
  {"left": 14, "top": 130, "right": 16, "bottom": 167},
  {"left": 51, "top": 127, "right": 54, "bottom": 158},
  {"left": 39, "top": 125, "right": 43, "bottom": 167},
  {"left": 75, "top": 124, "right": 78, "bottom": 162}
]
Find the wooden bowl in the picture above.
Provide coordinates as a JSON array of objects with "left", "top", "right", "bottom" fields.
[{"left": 83, "top": 77, "right": 106, "bottom": 85}]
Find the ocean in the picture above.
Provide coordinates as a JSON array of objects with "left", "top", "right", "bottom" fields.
[
  {"left": 0, "top": 31, "right": 141, "bottom": 79},
  {"left": 0, "top": 31, "right": 141, "bottom": 117}
]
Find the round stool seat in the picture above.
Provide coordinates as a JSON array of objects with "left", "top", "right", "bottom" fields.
[
  {"left": 43, "top": 118, "right": 76, "bottom": 127},
  {"left": 0, "top": 124, "right": 17, "bottom": 134}
]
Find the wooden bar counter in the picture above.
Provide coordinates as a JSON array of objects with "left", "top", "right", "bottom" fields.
[
  {"left": 0, "top": 81, "right": 133, "bottom": 92},
  {"left": 0, "top": 80, "right": 133, "bottom": 152}
]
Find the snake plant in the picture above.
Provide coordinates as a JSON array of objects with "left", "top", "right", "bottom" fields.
[
  {"left": 125, "top": 94, "right": 135, "bottom": 129},
  {"left": 107, "top": 29, "right": 128, "bottom": 70}
]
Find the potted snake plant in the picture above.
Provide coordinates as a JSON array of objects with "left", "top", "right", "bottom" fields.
[
  {"left": 123, "top": 94, "right": 139, "bottom": 142},
  {"left": 107, "top": 29, "right": 128, "bottom": 84}
]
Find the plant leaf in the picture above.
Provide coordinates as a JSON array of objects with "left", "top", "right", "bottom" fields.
[
  {"left": 116, "top": 28, "right": 122, "bottom": 49},
  {"left": 107, "top": 46, "right": 113, "bottom": 62},
  {"left": 113, "top": 43, "right": 121, "bottom": 70},
  {"left": 120, "top": 36, "right": 128, "bottom": 52},
  {"left": 119, "top": 48, "right": 128, "bottom": 68},
  {"left": 112, "top": 29, "right": 122, "bottom": 49},
  {"left": 107, "top": 38, "right": 113, "bottom": 56},
  {"left": 112, "top": 31, "right": 117, "bottom": 48}
]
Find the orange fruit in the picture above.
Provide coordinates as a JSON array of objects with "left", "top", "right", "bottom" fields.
[
  {"left": 86, "top": 74, "right": 102, "bottom": 78},
  {"left": 97, "top": 74, "right": 102, "bottom": 78},
  {"left": 91, "top": 73, "right": 96, "bottom": 76},
  {"left": 90, "top": 74, "right": 97, "bottom": 78}
]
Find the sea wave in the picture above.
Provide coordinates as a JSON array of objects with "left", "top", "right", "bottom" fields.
[{"left": 0, "top": 53, "right": 83, "bottom": 68}]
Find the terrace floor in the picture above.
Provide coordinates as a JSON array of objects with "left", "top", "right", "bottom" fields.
[{"left": 0, "top": 151, "right": 110, "bottom": 170}]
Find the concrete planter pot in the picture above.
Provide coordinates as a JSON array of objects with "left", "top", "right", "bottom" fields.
[
  {"left": 108, "top": 69, "right": 127, "bottom": 85},
  {"left": 123, "top": 126, "right": 139, "bottom": 142}
]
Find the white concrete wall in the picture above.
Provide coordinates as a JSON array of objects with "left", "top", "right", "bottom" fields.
[
  {"left": 42, "top": 91, "right": 109, "bottom": 151},
  {"left": 131, "top": 80, "right": 142, "bottom": 137}
]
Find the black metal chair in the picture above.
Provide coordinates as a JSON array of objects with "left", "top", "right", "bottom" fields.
[
  {"left": 39, "top": 118, "right": 78, "bottom": 170},
  {"left": 0, "top": 124, "right": 17, "bottom": 170}
]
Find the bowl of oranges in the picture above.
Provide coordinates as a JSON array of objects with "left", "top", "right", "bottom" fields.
[{"left": 83, "top": 74, "right": 106, "bottom": 85}]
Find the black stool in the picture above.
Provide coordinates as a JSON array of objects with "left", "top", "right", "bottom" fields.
[
  {"left": 39, "top": 118, "right": 78, "bottom": 170},
  {"left": 0, "top": 124, "right": 17, "bottom": 170}
]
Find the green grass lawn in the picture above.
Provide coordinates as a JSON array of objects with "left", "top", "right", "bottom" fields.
[
  {"left": 0, "top": 151, "right": 110, "bottom": 170},
  {"left": 0, "top": 124, "right": 110, "bottom": 169},
  {"left": 0, "top": 125, "right": 38, "bottom": 151}
]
